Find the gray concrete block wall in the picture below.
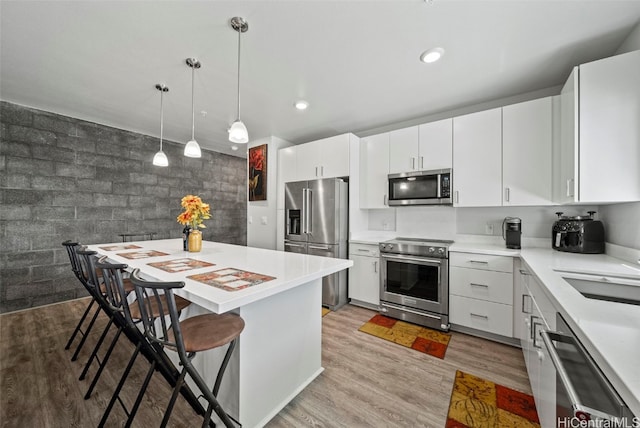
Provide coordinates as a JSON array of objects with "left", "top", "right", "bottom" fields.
[{"left": 0, "top": 101, "right": 247, "bottom": 313}]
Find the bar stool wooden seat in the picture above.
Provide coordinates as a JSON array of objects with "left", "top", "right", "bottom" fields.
[{"left": 129, "top": 269, "right": 245, "bottom": 428}]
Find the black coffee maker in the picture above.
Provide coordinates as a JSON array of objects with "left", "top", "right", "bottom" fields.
[{"left": 503, "top": 217, "right": 522, "bottom": 249}]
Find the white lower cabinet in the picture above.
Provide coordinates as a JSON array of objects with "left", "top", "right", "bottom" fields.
[
  {"left": 449, "top": 252, "right": 515, "bottom": 338},
  {"left": 519, "top": 263, "right": 556, "bottom": 428},
  {"left": 449, "top": 295, "right": 513, "bottom": 336},
  {"left": 348, "top": 243, "right": 380, "bottom": 308}
]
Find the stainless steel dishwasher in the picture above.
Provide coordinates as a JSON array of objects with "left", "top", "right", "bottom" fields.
[{"left": 540, "top": 313, "right": 635, "bottom": 425}]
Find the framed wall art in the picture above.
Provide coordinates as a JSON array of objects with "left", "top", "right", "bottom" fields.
[{"left": 248, "top": 144, "right": 267, "bottom": 201}]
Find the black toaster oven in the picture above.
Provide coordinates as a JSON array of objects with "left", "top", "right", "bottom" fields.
[{"left": 552, "top": 211, "right": 605, "bottom": 254}]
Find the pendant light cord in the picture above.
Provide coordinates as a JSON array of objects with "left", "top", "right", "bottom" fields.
[
  {"left": 191, "top": 64, "right": 196, "bottom": 140},
  {"left": 160, "top": 86, "right": 164, "bottom": 151},
  {"left": 236, "top": 26, "right": 241, "bottom": 120}
]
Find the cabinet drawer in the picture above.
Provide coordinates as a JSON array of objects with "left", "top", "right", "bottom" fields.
[
  {"left": 449, "top": 252, "right": 513, "bottom": 273},
  {"left": 349, "top": 243, "right": 380, "bottom": 258},
  {"left": 449, "top": 267, "right": 513, "bottom": 304},
  {"left": 450, "top": 295, "right": 513, "bottom": 337}
]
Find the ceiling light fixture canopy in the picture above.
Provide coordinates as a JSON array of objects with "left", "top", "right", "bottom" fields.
[
  {"left": 152, "top": 83, "right": 169, "bottom": 167},
  {"left": 184, "top": 57, "right": 202, "bottom": 158},
  {"left": 420, "top": 47, "right": 445, "bottom": 63},
  {"left": 229, "top": 16, "right": 249, "bottom": 144}
]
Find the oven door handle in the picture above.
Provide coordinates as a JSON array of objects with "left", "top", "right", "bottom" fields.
[
  {"left": 540, "top": 330, "right": 622, "bottom": 422},
  {"left": 381, "top": 254, "right": 443, "bottom": 265}
]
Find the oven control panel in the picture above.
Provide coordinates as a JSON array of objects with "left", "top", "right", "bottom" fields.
[{"left": 379, "top": 238, "right": 451, "bottom": 258}]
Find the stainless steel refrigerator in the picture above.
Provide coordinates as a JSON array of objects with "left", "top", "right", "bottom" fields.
[{"left": 284, "top": 178, "right": 348, "bottom": 310}]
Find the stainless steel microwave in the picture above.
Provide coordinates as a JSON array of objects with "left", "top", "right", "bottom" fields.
[{"left": 387, "top": 168, "right": 452, "bottom": 206}]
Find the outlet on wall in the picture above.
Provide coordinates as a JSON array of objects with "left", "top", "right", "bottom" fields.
[{"left": 485, "top": 223, "right": 494, "bottom": 235}]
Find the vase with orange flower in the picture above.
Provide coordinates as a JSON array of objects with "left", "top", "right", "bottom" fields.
[{"left": 176, "top": 195, "right": 211, "bottom": 252}]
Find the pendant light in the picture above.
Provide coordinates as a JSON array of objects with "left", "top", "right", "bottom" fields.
[
  {"left": 152, "top": 84, "right": 169, "bottom": 167},
  {"left": 184, "top": 58, "right": 202, "bottom": 158},
  {"left": 228, "top": 17, "right": 249, "bottom": 144}
]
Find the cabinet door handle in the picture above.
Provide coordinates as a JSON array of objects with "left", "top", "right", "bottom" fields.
[
  {"left": 373, "top": 261, "right": 378, "bottom": 273},
  {"left": 411, "top": 157, "right": 415, "bottom": 170},
  {"left": 315, "top": 166, "right": 318, "bottom": 177},
  {"left": 320, "top": 165, "right": 324, "bottom": 176},
  {"left": 357, "top": 248, "right": 370, "bottom": 253},
  {"left": 470, "top": 313, "right": 489, "bottom": 320},
  {"left": 420, "top": 156, "right": 424, "bottom": 169},
  {"left": 522, "top": 294, "right": 532, "bottom": 314},
  {"left": 530, "top": 315, "right": 539, "bottom": 340},
  {"left": 468, "top": 260, "right": 489, "bottom": 265},
  {"left": 383, "top": 194, "right": 388, "bottom": 206},
  {"left": 470, "top": 283, "right": 489, "bottom": 288},
  {"left": 505, "top": 187, "right": 510, "bottom": 202},
  {"left": 454, "top": 191, "right": 459, "bottom": 204},
  {"left": 532, "top": 321, "right": 543, "bottom": 349},
  {"left": 566, "top": 178, "right": 574, "bottom": 197},
  {"left": 519, "top": 269, "right": 530, "bottom": 276}
]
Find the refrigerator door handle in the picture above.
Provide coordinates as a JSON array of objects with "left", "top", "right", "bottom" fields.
[
  {"left": 305, "top": 188, "right": 313, "bottom": 234},
  {"left": 308, "top": 244, "right": 330, "bottom": 250},
  {"left": 301, "top": 188, "right": 307, "bottom": 234}
]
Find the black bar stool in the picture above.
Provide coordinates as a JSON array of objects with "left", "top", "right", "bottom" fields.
[
  {"left": 129, "top": 269, "right": 245, "bottom": 428},
  {"left": 118, "top": 232, "right": 157, "bottom": 242},
  {"left": 94, "top": 258, "right": 195, "bottom": 427},
  {"left": 62, "top": 241, "right": 104, "bottom": 361}
]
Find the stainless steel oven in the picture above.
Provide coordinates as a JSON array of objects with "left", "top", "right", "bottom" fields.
[
  {"left": 540, "top": 313, "right": 633, "bottom": 425},
  {"left": 379, "top": 238, "right": 452, "bottom": 331}
]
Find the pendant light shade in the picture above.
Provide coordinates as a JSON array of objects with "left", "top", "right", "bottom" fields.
[
  {"left": 229, "top": 17, "right": 249, "bottom": 144},
  {"left": 228, "top": 120, "right": 249, "bottom": 144},
  {"left": 153, "top": 84, "right": 169, "bottom": 167},
  {"left": 184, "top": 58, "right": 202, "bottom": 158},
  {"left": 184, "top": 139, "right": 201, "bottom": 157}
]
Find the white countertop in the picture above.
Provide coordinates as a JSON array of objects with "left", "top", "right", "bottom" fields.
[
  {"left": 351, "top": 232, "right": 640, "bottom": 414},
  {"left": 518, "top": 248, "right": 640, "bottom": 417},
  {"left": 88, "top": 239, "right": 353, "bottom": 314}
]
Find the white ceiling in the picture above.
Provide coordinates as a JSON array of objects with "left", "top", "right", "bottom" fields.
[{"left": 2, "top": 1, "right": 640, "bottom": 158}]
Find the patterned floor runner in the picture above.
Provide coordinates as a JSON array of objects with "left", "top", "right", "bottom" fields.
[
  {"left": 358, "top": 314, "right": 451, "bottom": 359},
  {"left": 446, "top": 370, "right": 540, "bottom": 427}
]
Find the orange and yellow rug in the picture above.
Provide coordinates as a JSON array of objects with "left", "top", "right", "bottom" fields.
[
  {"left": 321, "top": 307, "right": 330, "bottom": 317},
  {"left": 358, "top": 314, "right": 451, "bottom": 359},
  {"left": 446, "top": 371, "right": 540, "bottom": 428}
]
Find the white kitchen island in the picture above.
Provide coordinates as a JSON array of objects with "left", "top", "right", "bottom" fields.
[{"left": 88, "top": 238, "right": 353, "bottom": 428}]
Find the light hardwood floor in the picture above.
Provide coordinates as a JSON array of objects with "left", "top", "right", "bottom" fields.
[{"left": 0, "top": 299, "right": 531, "bottom": 428}]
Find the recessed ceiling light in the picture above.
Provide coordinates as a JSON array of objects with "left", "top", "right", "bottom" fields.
[
  {"left": 231, "top": 145, "right": 239, "bottom": 151},
  {"left": 294, "top": 100, "right": 309, "bottom": 110},
  {"left": 420, "top": 47, "right": 445, "bottom": 63}
]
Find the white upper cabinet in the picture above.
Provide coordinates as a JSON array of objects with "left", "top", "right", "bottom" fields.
[
  {"left": 388, "top": 126, "right": 419, "bottom": 173},
  {"left": 295, "top": 143, "right": 320, "bottom": 181},
  {"left": 503, "top": 97, "right": 554, "bottom": 206},
  {"left": 359, "top": 132, "right": 390, "bottom": 209},
  {"left": 419, "top": 118, "right": 453, "bottom": 171},
  {"left": 296, "top": 134, "right": 351, "bottom": 181},
  {"left": 388, "top": 122, "right": 453, "bottom": 174},
  {"left": 452, "top": 108, "right": 503, "bottom": 207},
  {"left": 279, "top": 134, "right": 351, "bottom": 183},
  {"left": 558, "top": 50, "right": 640, "bottom": 203}
]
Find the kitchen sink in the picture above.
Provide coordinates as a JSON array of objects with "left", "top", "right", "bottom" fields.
[{"left": 559, "top": 272, "right": 640, "bottom": 306}]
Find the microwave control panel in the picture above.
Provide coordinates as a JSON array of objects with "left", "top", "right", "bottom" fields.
[{"left": 441, "top": 174, "right": 451, "bottom": 198}]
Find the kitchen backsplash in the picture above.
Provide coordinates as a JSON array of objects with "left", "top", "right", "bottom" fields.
[
  {"left": 598, "top": 202, "right": 640, "bottom": 250},
  {"left": 369, "top": 205, "right": 601, "bottom": 239}
]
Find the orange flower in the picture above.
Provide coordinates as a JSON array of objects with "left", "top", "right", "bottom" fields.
[{"left": 176, "top": 195, "right": 211, "bottom": 229}]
